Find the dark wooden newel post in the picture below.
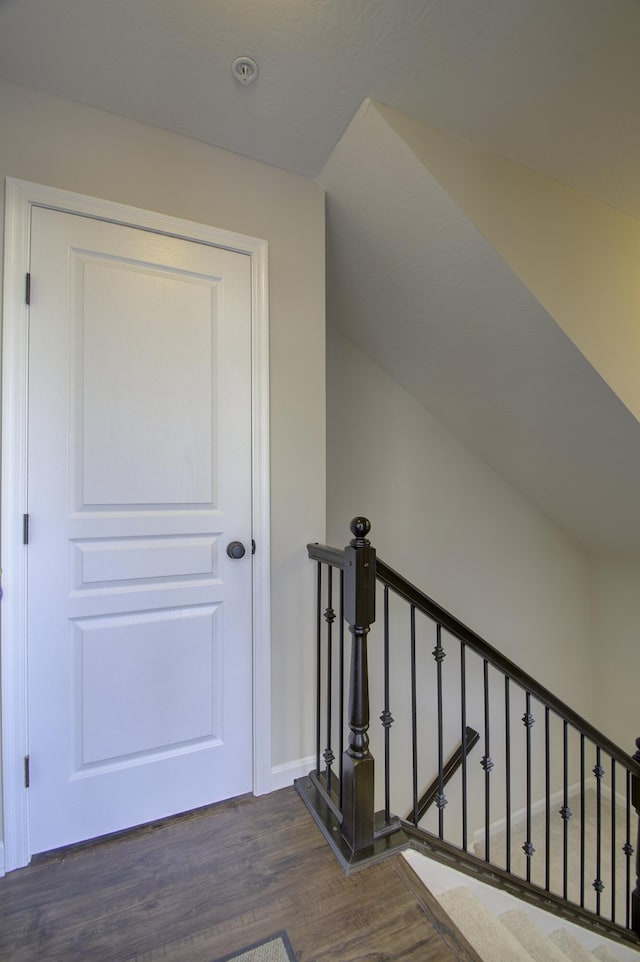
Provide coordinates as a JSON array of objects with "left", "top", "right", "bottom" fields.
[
  {"left": 341, "top": 517, "right": 376, "bottom": 852},
  {"left": 632, "top": 737, "right": 640, "bottom": 934}
]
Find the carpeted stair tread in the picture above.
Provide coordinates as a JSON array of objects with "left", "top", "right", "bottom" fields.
[
  {"left": 438, "top": 886, "right": 534, "bottom": 962},
  {"left": 550, "top": 928, "right": 604, "bottom": 961},
  {"left": 500, "top": 909, "right": 573, "bottom": 962},
  {"left": 407, "top": 851, "right": 633, "bottom": 962}
]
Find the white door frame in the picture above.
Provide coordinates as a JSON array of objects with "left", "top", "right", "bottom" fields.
[{"left": 1, "top": 178, "right": 271, "bottom": 873}]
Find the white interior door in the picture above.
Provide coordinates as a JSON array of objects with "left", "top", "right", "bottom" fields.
[{"left": 26, "top": 205, "right": 253, "bottom": 854}]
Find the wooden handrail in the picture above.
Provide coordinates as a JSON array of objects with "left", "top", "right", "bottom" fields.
[
  {"left": 307, "top": 542, "right": 345, "bottom": 568},
  {"left": 408, "top": 727, "right": 480, "bottom": 824}
]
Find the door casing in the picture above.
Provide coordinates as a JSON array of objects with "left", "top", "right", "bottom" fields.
[{"left": 1, "top": 177, "right": 272, "bottom": 873}]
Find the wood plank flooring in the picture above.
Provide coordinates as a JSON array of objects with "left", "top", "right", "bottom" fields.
[{"left": 0, "top": 787, "right": 482, "bottom": 962}]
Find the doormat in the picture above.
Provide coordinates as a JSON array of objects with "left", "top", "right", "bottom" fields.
[{"left": 213, "top": 931, "right": 297, "bottom": 962}]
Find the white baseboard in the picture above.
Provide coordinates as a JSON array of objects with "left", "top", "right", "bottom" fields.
[
  {"left": 0, "top": 840, "right": 5, "bottom": 877},
  {"left": 270, "top": 755, "right": 315, "bottom": 792},
  {"left": 473, "top": 781, "right": 582, "bottom": 846},
  {"left": 472, "top": 778, "right": 628, "bottom": 847}
]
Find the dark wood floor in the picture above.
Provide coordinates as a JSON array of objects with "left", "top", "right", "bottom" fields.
[{"left": 0, "top": 787, "right": 482, "bottom": 962}]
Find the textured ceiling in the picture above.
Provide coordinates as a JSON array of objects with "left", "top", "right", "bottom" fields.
[
  {"left": 2, "top": 0, "right": 640, "bottom": 557},
  {"left": 1, "top": 0, "right": 640, "bottom": 218}
]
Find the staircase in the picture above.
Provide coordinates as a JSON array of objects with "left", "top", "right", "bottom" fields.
[
  {"left": 404, "top": 849, "right": 639, "bottom": 962},
  {"left": 298, "top": 518, "right": 640, "bottom": 951}
]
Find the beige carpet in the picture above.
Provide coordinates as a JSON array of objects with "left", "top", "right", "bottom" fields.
[
  {"left": 129, "top": 929, "right": 298, "bottom": 962},
  {"left": 404, "top": 848, "right": 639, "bottom": 962},
  {"left": 433, "top": 884, "right": 632, "bottom": 962},
  {"left": 214, "top": 933, "right": 297, "bottom": 962}
]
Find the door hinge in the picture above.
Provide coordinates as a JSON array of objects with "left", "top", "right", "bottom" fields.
[
  {"left": 23, "top": 513, "right": 29, "bottom": 545},
  {"left": 25, "top": 272, "right": 31, "bottom": 305},
  {"left": 24, "top": 755, "right": 30, "bottom": 789}
]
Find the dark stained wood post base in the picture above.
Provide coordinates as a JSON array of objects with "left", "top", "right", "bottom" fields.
[{"left": 342, "top": 742, "right": 375, "bottom": 852}]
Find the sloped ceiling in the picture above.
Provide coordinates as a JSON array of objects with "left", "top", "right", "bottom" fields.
[{"left": 322, "top": 102, "right": 640, "bottom": 559}]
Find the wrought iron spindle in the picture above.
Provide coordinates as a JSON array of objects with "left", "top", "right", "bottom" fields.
[
  {"left": 611, "top": 759, "right": 616, "bottom": 922},
  {"left": 434, "top": 624, "right": 446, "bottom": 839},
  {"left": 411, "top": 605, "right": 418, "bottom": 825},
  {"left": 505, "top": 676, "right": 511, "bottom": 873},
  {"left": 545, "top": 707, "right": 550, "bottom": 892},
  {"left": 580, "top": 734, "right": 585, "bottom": 908},
  {"left": 625, "top": 768, "right": 632, "bottom": 930},
  {"left": 315, "top": 561, "right": 322, "bottom": 776},
  {"left": 322, "top": 568, "right": 336, "bottom": 793},
  {"left": 631, "top": 737, "right": 640, "bottom": 935},
  {"left": 380, "top": 585, "right": 394, "bottom": 824},
  {"left": 561, "top": 720, "right": 571, "bottom": 901},
  {"left": 481, "top": 659, "right": 492, "bottom": 861},
  {"left": 338, "top": 570, "right": 345, "bottom": 808},
  {"left": 522, "top": 692, "right": 535, "bottom": 882},
  {"left": 460, "top": 642, "right": 468, "bottom": 850},
  {"left": 594, "top": 746, "right": 605, "bottom": 914}
]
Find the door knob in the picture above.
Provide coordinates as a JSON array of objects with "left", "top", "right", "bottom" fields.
[{"left": 226, "top": 541, "right": 246, "bottom": 559}]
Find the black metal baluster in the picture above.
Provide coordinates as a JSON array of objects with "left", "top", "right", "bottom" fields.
[
  {"left": 522, "top": 692, "right": 535, "bottom": 882},
  {"left": 545, "top": 707, "right": 550, "bottom": 892},
  {"left": 505, "top": 676, "right": 511, "bottom": 873},
  {"left": 434, "top": 624, "right": 447, "bottom": 839},
  {"left": 594, "top": 747, "right": 605, "bottom": 914},
  {"left": 323, "top": 568, "right": 336, "bottom": 794},
  {"left": 380, "top": 585, "right": 393, "bottom": 824},
  {"left": 315, "top": 562, "right": 322, "bottom": 776},
  {"left": 580, "top": 734, "right": 585, "bottom": 908},
  {"left": 481, "top": 659, "right": 493, "bottom": 862},
  {"left": 560, "top": 720, "right": 571, "bottom": 901},
  {"left": 632, "top": 737, "right": 640, "bottom": 935},
  {"left": 338, "top": 569, "right": 345, "bottom": 809},
  {"left": 625, "top": 768, "right": 633, "bottom": 930},
  {"left": 461, "top": 642, "right": 468, "bottom": 850},
  {"left": 411, "top": 605, "right": 418, "bottom": 825},
  {"left": 611, "top": 759, "right": 616, "bottom": 922}
]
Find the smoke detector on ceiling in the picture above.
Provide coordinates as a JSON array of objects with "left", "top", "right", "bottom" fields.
[{"left": 232, "top": 57, "right": 258, "bottom": 85}]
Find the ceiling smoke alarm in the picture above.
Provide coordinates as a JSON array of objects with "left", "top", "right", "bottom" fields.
[{"left": 232, "top": 57, "right": 258, "bottom": 85}]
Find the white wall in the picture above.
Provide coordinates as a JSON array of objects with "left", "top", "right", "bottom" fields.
[
  {"left": 327, "top": 326, "right": 592, "bottom": 708},
  {"left": 377, "top": 101, "right": 640, "bottom": 425},
  {"left": 591, "top": 560, "right": 640, "bottom": 752},
  {"left": 0, "top": 80, "right": 326, "bottom": 791},
  {"left": 327, "top": 327, "right": 594, "bottom": 830}
]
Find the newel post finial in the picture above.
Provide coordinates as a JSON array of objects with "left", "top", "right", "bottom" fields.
[
  {"left": 341, "top": 516, "right": 376, "bottom": 853},
  {"left": 350, "top": 516, "right": 371, "bottom": 546}
]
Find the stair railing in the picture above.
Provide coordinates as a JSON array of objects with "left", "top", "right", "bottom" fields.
[
  {"left": 408, "top": 726, "right": 480, "bottom": 824},
  {"left": 295, "top": 517, "right": 640, "bottom": 948}
]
